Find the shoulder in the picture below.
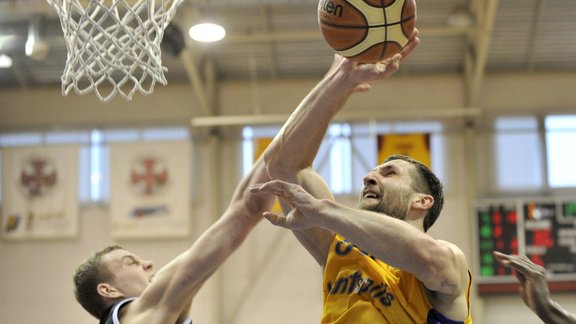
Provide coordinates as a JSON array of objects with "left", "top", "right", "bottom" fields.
[{"left": 99, "top": 298, "right": 136, "bottom": 324}]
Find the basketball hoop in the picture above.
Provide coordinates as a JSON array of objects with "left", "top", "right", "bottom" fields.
[{"left": 46, "top": 0, "right": 184, "bottom": 102}]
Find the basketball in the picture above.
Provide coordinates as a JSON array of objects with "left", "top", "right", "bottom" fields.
[{"left": 318, "top": 0, "right": 417, "bottom": 63}]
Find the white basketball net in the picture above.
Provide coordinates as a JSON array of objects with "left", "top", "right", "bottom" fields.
[{"left": 46, "top": 0, "right": 183, "bottom": 102}]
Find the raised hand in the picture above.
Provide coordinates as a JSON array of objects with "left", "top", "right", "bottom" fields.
[
  {"left": 327, "top": 28, "right": 421, "bottom": 93},
  {"left": 493, "top": 251, "right": 551, "bottom": 316},
  {"left": 251, "top": 180, "right": 323, "bottom": 230}
]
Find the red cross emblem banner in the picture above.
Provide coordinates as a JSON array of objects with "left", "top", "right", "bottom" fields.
[
  {"left": 1, "top": 145, "right": 79, "bottom": 240},
  {"left": 109, "top": 141, "right": 191, "bottom": 239}
]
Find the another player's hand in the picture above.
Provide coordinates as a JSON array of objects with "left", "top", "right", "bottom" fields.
[
  {"left": 328, "top": 28, "right": 420, "bottom": 92},
  {"left": 493, "top": 251, "right": 551, "bottom": 315},
  {"left": 251, "top": 180, "right": 322, "bottom": 230}
]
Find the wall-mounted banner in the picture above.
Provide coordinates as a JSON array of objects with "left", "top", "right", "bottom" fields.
[
  {"left": 377, "top": 133, "right": 431, "bottom": 167},
  {"left": 109, "top": 141, "right": 191, "bottom": 239},
  {"left": 1, "top": 145, "right": 79, "bottom": 240}
]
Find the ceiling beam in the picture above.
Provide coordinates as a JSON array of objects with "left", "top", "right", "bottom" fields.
[
  {"left": 465, "top": 0, "right": 499, "bottom": 107},
  {"left": 224, "top": 26, "right": 480, "bottom": 44},
  {"left": 190, "top": 107, "right": 481, "bottom": 128},
  {"left": 203, "top": 54, "right": 217, "bottom": 111},
  {"left": 527, "top": 0, "right": 545, "bottom": 71},
  {"left": 179, "top": 47, "right": 212, "bottom": 115},
  {"left": 261, "top": 6, "right": 279, "bottom": 79},
  {"left": 175, "top": 7, "right": 214, "bottom": 116}
]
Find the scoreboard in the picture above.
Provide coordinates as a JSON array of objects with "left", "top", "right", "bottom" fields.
[{"left": 476, "top": 199, "right": 576, "bottom": 294}]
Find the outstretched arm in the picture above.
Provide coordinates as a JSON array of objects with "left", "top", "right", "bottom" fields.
[
  {"left": 264, "top": 31, "right": 420, "bottom": 267},
  {"left": 252, "top": 180, "right": 469, "bottom": 296},
  {"left": 252, "top": 180, "right": 470, "bottom": 320},
  {"left": 128, "top": 158, "right": 275, "bottom": 324},
  {"left": 494, "top": 251, "right": 576, "bottom": 324}
]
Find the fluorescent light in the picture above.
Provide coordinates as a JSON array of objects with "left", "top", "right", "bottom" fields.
[
  {"left": 25, "top": 35, "right": 36, "bottom": 57},
  {"left": 189, "top": 23, "right": 226, "bottom": 42},
  {"left": 0, "top": 54, "right": 12, "bottom": 68},
  {"left": 25, "top": 17, "right": 49, "bottom": 60}
]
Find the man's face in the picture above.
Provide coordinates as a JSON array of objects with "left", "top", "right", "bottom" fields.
[
  {"left": 100, "top": 249, "right": 155, "bottom": 298},
  {"left": 358, "top": 159, "right": 416, "bottom": 219}
]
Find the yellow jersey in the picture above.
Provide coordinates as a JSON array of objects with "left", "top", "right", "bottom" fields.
[{"left": 322, "top": 235, "right": 472, "bottom": 324}]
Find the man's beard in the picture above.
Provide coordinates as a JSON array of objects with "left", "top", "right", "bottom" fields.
[{"left": 358, "top": 188, "right": 411, "bottom": 220}]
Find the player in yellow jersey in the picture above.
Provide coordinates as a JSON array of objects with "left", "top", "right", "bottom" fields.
[{"left": 252, "top": 29, "right": 473, "bottom": 323}]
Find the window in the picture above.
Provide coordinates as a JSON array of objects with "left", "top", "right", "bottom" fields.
[
  {"left": 349, "top": 121, "right": 445, "bottom": 192},
  {"left": 322, "top": 124, "right": 353, "bottom": 194},
  {"left": 242, "top": 125, "right": 280, "bottom": 176},
  {"left": 243, "top": 121, "right": 446, "bottom": 195},
  {"left": 0, "top": 133, "right": 43, "bottom": 147},
  {"left": 88, "top": 130, "right": 106, "bottom": 202},
  {"left": 546, "top": 115, "right": 576, "bottom": 188},
  {"left": 242, "top": 124, "right": 353, "bottom": 194},
  {"left": 493, "top": 116, "right": 543, "bottom": 191}
]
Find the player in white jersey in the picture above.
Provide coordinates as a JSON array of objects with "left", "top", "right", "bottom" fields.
[{"left": 73, "top": 157, "right": 274, "bottom": 324}]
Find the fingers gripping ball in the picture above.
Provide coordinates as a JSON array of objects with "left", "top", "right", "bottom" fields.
[{"left": 318, "top": 0, "right": 417, "bottom": 63}]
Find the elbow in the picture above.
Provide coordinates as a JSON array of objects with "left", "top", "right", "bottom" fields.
[
  {"left": 263, "top": 144, "right": 292, "bottom": 179},
  {"left": 263, "top": 137, "right": 310, "bottom": 179},
  {"left": 417, "top": 244, "right": 464, "bottom": 294}
]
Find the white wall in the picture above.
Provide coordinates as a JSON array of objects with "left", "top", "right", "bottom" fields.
[{"left": 1, "top": 72, "right": 576, "bottom": 323}]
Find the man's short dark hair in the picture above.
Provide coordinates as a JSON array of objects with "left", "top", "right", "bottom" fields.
[
  {"left": 384, "top": 154, "right": 444, "bottom": 232},
  {"left": 73, "top": 245, "right": 122, "bottom": 319}
]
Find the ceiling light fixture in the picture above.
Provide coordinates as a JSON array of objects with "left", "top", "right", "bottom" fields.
[
  {"left": 25, "top": 16, "right": 50, "bottom": 60},
  {"left": 0, "top": 54, "right": 13, "bottom": 68},
  {"left": 189, "top": 23, "right": 226, "bottom": 43}
]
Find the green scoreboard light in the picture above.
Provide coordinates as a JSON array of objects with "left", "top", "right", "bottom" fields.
[
  {"left": 477, "top": 203, "right": 518, "bottom": 277},
  {"left": 476, "top": 199, "right": 576, "bottom": 294}
]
